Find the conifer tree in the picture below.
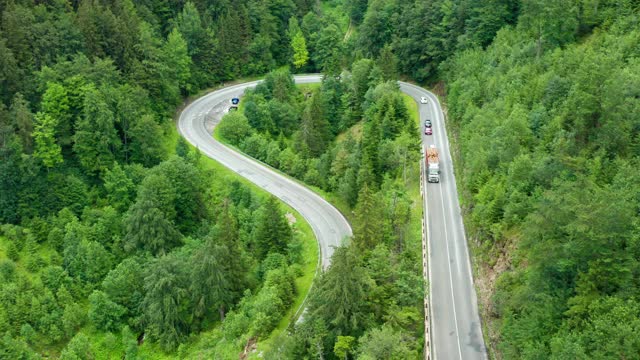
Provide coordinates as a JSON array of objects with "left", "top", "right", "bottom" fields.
[
  {"left": 10, "top": 93, "right": 33, "bottom": 153},
  {"left": 33, "top": 112, "right": 63, "bottom": 169},
  {"left": 309, "top": 246, "right": 370, "bottom": 335},
  {"left": 123, "top": 199, "right": 182, "bottom": 256},
  {"left": 253, "top": 196, "right": 292, "bottom": 259},
  {"left": 300, "top": 90, "right": 331, "bottom": 157},
  {"left": 73, "top": 87, "right": 120, "bottom": 175}
]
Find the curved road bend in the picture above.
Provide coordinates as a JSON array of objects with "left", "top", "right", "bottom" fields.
[
  {"left": 400, "top": 82, "right": 487, "bottom": 360},
  {"left": 178, "top": 75, "right": 351, "bottom": 270},
  {"left": 178, "top": 76, "right": 486, "bottom": 359}
]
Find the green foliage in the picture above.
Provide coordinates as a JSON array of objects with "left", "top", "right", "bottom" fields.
[
  {"left": 142, "top": 254, "right": 189, "bottom": 352},
  {"left": 33, "top": 112, "right": 63, "bottom": 168},
  {"left": 518, "top": 0, "right": 578, "bottom": 57},
  {"left": 128, "top": 114, "right": 165, "bottom": 167},
  {"left": 163, "top": 28, "right": 192, "bottom": 96},
  {"left": 60, "top": 333, "right": 94, "bottom": 360},
  {"left": 64, "top": 238, "right": 114, "bottom": 290},
  {"left": 102, "top": 257, "right": 146, "bottom": 320},
  {"left": 41, "top": 82, "right": 72, "bottom": 147},
  {"left": 123, "top": 198, "right": 182, "bottom": 256},
  {"left": 253, "top": 197, "right": 293, "bottom": 259},
  {"left": 10, "top": 93, "right": 33, "bottom": 153},
  {"left": 292, "top": 34, "right": 309, "bottom": 70},
  {"left": 102, "top": 162, "right": 135, "bottom": 212},
  {"left": 353, "top": 184, "right": 387, "bottom": 251},
  {"left": 218, "top": 112, "right": 252, "bottom": 145},
  {"left": 1, "top": 0, "right": 351, "bottom": 355},
  {"left": 357, "top": 325, "right": 418, "bottom": 359},
  {"left": 313, "top": 24, "right": 343, "bottom": 74},
  {"left": 299, "top": 89, "right": 331, "bottom": 156},
  {"left": 334, "top": 335, "right": 356, "bottom": 360},
  {"left": 212, "top": 64, "right": 425, "bottom": 357},
  {"left": 88, "top": 290, "right": 126, "bottom": 332},
  {"left": 0, "top": 333, "right": 39, "bottom": 360},
  {"left": 445, "top": 9, "right": 640, "bottom": 358},
  {"left": 73, "top": 86, "right": 120, "bottom": 175},
  {"left": 309, "top": 246, "right": 371, "bottom": 336},
  {"left": 190, "top": 239, "right": 231, "bottom": 321}
]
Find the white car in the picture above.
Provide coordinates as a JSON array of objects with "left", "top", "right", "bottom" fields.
[{"left": 420, "top": 96, "right": 428, "bottom": 104}]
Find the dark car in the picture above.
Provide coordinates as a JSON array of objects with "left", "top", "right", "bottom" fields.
[
  {"left": 229, "top": 97, "right": 240, "bottom": 111},
  {"left": 424, "top": 119, "right": 432, "bottom": 128}
]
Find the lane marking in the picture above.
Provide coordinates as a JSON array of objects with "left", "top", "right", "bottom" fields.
[{"left": 438, "top": 182, "right": 464, "bottom": 360}]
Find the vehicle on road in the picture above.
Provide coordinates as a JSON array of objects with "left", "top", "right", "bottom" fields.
[
  {"left": 425, "top": 127, "right": 432, "bottom": 135},
  {"left": 420, "top": 96, "right": 428, "bottom": 104},
  {"left": 425, "top": 119, "right": 432, "bottom": 128},
  {"left": 426, "top": 145, "right": 440, "bottom": 183},
  {"left": 229, "top": 97, "right": 240, "bottom": 111}
]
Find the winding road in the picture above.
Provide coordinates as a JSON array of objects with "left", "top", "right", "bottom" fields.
[
  {"left": 178, "top": 75, "right": 351, "bottom": 270},
  {"left": 178, "top": 75, "right": 486, "bottom": 359}
]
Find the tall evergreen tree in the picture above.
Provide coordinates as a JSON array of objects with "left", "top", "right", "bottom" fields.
[
  {"left": 253, "top": 196, "right": 293, "bottom": 259},
  {"left": 41, "top": 82, "right": 72, "bottom": 147},
  {"left": 309, "top": 246, "right": 370, "bottom": 336},
  {"left": 162, "top": 28, "right": 192, "bottom": 97},
  {"left": 10, "top": 93, "right": 33, "bottom": 153},
  {"left": 300, "top": 89, "right": 331, "bottom": 157},
  {"left": 143, "top": 255, "right": 189, "bottom": 352},
  {"left": 73, "top": 87, "right": 120, "bottom": 175},
  {"left": 123, "top": 199, "right": 182, "bottom": 256},
  {"left": 353, "top": 184, "right": 387, "bottom": 251},
  {"left": 213, "top": 199, "right": 248, "bottom": 299},
  {"left": 190, "top": 239, "right": 231, "bottom": 322},
  {"left": 291, "top": 30, "right": 309, "bottom": 69},
  {"left": 33, "top": 112, "right": 63, "bottom": 169}
]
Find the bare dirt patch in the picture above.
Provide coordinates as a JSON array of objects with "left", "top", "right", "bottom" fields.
[
  {"left": 285, "top": 212, "right": 297, "bottom": 225},
  {"left": 474, "top": 236, "right": 516, "bottom": 360}
]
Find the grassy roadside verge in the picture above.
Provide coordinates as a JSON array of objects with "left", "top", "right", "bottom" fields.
[
  {"left": 403, "top": 91, "right": 426, "bottom": 259},
  {"left": 403, "top": 92, "right": 429, "bottom": 352}
]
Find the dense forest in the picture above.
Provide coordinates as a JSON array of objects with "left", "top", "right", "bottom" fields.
[
  {"left": 0, "top": 0, "right": 346, "bottom": 358},
  {"left": 446, "top": 6, "right": 640, "bottom": 360},
  {"left": 2, "top": 0, "right": 640, "bottom": 358},
  {"left": 346, "top": 0, "right": 640, "bottom": 358},
  {"left": 221, "top": 0, "right": 640, "bottom": 358},
  {"left": 218, "top": 67, "right": 426, "bottom": 358}
]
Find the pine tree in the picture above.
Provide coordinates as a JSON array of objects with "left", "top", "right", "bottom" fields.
[
  {"left": 300, "top": 90, "right": 331, "bottom": 157},
  {"left": 163, "top": 28, "right": 192, "bottom": 97},
  {"left": 190, "top": 239, "right": 231, "bottom": 321},
  {"left": 143, "top": 255, "right": 189, "bottom": 352},
  {"left": 10, "top": 93, "right": 33, "bottom": 153},
  {"left": 33, "top": 112, "right": 63, "bottom": 169},
  {"left": 214, "top": 199, "right": 248, "bottom": 298},
  {"left": 41, "top": 82, "right": 72, "bottom": 147},
  {"left": 353, "top": 183, "right": 386, "bottom": 251},
  {"left": 253, "top": 197, "right": 292, "bottom": 259},
  {"left": 377, "top": 45, "right": 398, "bottom": 81},
  {"left": 292, "top": 31, "right": 309, "bottom": 69},
  {"left": 73, "top": 87, "right": 120, "bottom": 175},
  {"left": 123, "top": 199, "right": 181, "bottom": 256},
  {"left": 309, "top": 246, "right": 370, "bottom": 335}
]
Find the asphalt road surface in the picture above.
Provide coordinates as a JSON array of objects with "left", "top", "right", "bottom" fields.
[
  {"left": 178, "top": 75, "right": 486, "bottom": 359},
  {"left": 400, "top": 82, "right": 487, "bottom": 360}
]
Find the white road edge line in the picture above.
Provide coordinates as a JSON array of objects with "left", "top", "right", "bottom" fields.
[
  {"left": 439, "top": 180, "right": 464, "bottom": 360},
  {"left": 423, "top": 158, "right": 436, "bottom": 359}
]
